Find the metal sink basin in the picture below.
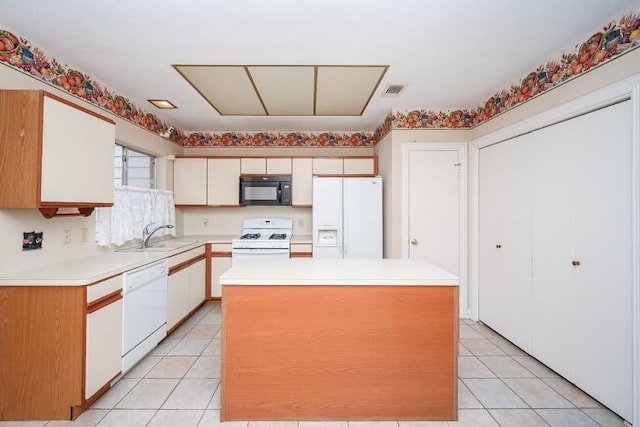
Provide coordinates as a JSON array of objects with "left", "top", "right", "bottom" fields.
[{"left": 119, "top": 241, "right": 198, "bottom": 252}]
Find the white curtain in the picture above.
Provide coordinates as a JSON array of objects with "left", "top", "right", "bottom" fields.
[{"left": 95, "top": 186, "right": 176, "bottom": 247}]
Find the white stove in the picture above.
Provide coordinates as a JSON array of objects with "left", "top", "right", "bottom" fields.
[{"left": 231, "top": 218, "right": 293, "bottom": 263}]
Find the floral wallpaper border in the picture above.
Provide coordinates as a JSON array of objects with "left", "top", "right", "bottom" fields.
[
  {"left": 1, "top": 11, "right": 640, "bottom": 148},
  {"left": 377, "top": 12, "right": 640, "bottom": 138}
]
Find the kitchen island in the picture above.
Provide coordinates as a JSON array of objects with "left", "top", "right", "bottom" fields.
[{"left": 219, "top": 258, "right": 459, "bottom": 422}]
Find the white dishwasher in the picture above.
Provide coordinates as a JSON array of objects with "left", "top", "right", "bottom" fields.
[{"left": 122, "top": 259, "right": 168, "bottom": 374}]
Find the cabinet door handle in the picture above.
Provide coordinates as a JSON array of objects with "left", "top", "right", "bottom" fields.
[
  {"left": 496, "top": 244, "right": 502, "bottom": 249},
  {"left": 572, "top": 260, "right": 581, "bottom": 266},
  {"left": 410, "top": 239, "right": 418, "bottom": 246}
]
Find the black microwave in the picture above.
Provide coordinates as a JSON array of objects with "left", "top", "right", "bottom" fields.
[{"left": 239, "top": 175, "right": 292, "bottom": 206}]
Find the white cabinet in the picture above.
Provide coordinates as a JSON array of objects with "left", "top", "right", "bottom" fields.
[
  {"left": 241, "top": 158, "right": 266, "bottom": 175},
  {"left": 85, "top": 275, "right": 123, "bottom": 400},
  {"left": 292, "top": 158, "right": 313, "bottom": 206},
  {"left": 267, "top": 158, "right": 292, "bottom": 174},
  {"left": 167, "top": 247, "right": 207, "bottom": 330},
  {"left": 0, "top": 90, "right": 115, "bottom": 216},
  {"left": 174, "top": 158, "right": 207, "bottom": 206},
  {"left": 240, "top": 157, "right": 292, "bottom": 175},
  {"left": 167, "top": 267, "right": 190, "bottom": 331},
  {"left": 312, "top": 158, "right": 343, "bottom": 175},
  {"left": 343, "top": 157, "right": 376, "bottom": 175},
  {"left": 208, "top": 158, "right": 241, "bottom": 206},
  {"left": 209, "top": 243, "right": 232, "bottom": 298},
  {"left": 188, "top": 258, "right": 206, "bottom": 310},
  {"left": 478, "top": 101, "right": 633, "bottom": 421}
]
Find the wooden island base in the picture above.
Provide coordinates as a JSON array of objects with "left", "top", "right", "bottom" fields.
[{"left": 221, "top": 285, "right": 458, "bottom": 421}]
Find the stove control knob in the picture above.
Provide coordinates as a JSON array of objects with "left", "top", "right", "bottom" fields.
[{"left": 410, "top": 239, "right": 418, "bottom": 246}]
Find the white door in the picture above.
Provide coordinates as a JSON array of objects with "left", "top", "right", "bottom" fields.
[
  {"left": 570, "top": 100, "right": 633, "bottom": 420},
  {"left": 405, "top": 143, "right": 466, "bottom": 313},
  {"left": 478, "top": 134, "right": 534, "bottom": 353},
  {"left": 531, "top": 101, "right": 633, "bottom": 421}
]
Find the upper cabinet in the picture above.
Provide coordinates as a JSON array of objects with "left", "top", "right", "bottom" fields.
[
  {"left": 0, "top": 90, "right": 116, "bottom": 217},
  {"left": 292, "top": 158, "right": 313, "bottom": 207},
  {"left": 343, "top": 157, "right": 376, "bottom": 176},
  {"left": 240, "top": 157, "right": 292, "bottom": 175},
  {"left": 207, "top": 158, "right": 240, "bottom": 206},
  {"left": 173, "top": 156, "right": 377, "bottom": 208},
  {"left": 173, "top": 158, "right": 207, "bottom": 206},
  {"left": 240, "top": 158, "right": 266, "bottom": 175},
  {"left": 312, "top": 158, "right": 343, "bottom": 175}
]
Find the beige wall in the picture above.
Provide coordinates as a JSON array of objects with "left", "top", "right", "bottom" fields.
[
  {"left": 181, "top": 206, "right": 312, "bottom": 236},
  {"left": 0, "top": 64, "right": 180, "bottom": 273}
]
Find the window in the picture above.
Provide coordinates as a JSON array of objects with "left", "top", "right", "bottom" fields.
[{"left": 114, "top": 144, "right": 156, "bottom": 188}]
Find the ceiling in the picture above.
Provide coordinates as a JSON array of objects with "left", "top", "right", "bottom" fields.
[{"left": 1, "top": 0, "right": 638, "bottom": 134}]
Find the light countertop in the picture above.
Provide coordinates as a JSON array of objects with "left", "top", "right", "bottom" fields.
[
  {"left": 0, "top": 234, "right": 312, "bottom": 286},
  {"left": 220, "top": 258, "right": 459, "bottom": 286}
]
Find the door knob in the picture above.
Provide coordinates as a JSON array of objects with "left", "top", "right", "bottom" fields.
[
  {"left": 410, "top": 239, "right": 418, "bottom": 246},
  {"left": 572, "top": 260, "right": 581, "bottom": 266}
]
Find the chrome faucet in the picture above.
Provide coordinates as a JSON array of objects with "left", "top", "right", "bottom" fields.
[{"left": 142, "top": 223, "right": 174, "bottom": 248}]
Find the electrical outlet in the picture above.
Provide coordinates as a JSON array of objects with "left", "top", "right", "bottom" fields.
[
  {"left": 202, "top": 217, "right": 209, "bottom": 226},
  {"left": 80, "top": 227, "right": 88, "bottom": 243},
  {"left": 297, "top": 218, "right": 304, "bottom": 227},
  {"left": 63, "top": 229, "right": 71, "bottom": 244}
]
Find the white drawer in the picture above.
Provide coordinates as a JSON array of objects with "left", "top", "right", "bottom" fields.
[{"left": 87, "top": 274, "right": 123, "bottom": 303}]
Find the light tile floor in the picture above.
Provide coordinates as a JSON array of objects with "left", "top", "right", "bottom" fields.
[{"left": 0, "top": 305, "right": 629, "bottom": 427}]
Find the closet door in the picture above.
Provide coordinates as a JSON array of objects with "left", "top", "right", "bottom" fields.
[
  {"left": 571, "top": 100, "right": 633, "bottom": 421},
  {"left": 531, "top": 101, "right": 633, "bottom": 421},
  {"left": 478, "top": 133, "right": 534, "bottom": 353},
  {"left": 531, "top": 115, "right": 577, "bottom": 379}
]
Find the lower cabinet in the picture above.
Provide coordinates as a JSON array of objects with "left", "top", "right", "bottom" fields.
[
  {"left": 167, "top": 247, "right": 207, "bottom": 331},
  {"left": 167, "top": 267, "right": 191, "bottom": 331},
  {"left": 85, "top": 276, "right": 123, "bottom": 400},
  {"left": 290, "top": 243, "right": 313, "bottom": 258},
  {"left": 0, "top": 274, "right": 123, "bottom": 421},
  {"left": 209, "top": 243, "right": 232, "bottom": 299}
]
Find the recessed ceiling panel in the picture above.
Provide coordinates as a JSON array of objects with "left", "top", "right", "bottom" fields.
[
  {"left": 248, "top": 66, "right": 315, "bottom": 115},
  {"left": 174, "top": 65, "right": 265, "bottom": 115},
  {"left": 316, "top": 66, "right": 387, "bottom": 116}
]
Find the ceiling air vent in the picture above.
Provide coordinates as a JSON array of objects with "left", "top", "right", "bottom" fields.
[{"left": 382, "top": 84, "right": 406, "bottom": 97}]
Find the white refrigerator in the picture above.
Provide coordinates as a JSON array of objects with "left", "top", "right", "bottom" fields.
[{"left": 312, "top": 176, "right": 383, "bottom": 258}]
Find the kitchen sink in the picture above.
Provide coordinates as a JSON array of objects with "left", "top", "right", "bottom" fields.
[{"left": 119, "top": 241, "right": 199, "bottom": 252}]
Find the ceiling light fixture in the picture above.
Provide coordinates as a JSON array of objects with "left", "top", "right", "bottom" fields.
[{"left": 148, "top": 99, "right": 177, "bottom": 109}]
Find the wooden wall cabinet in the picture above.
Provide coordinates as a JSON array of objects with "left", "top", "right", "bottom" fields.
[
  {"left": 0, "top": 275, "right": 123, "bottom": 421},
  {"left": 0, "top": 90, "right": 116, "bottom": 217},
  {"left": 167, "top": 246, "right": 207, "bottom": 332}
]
